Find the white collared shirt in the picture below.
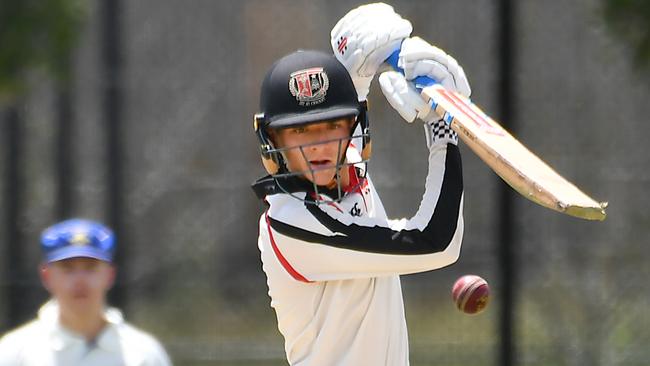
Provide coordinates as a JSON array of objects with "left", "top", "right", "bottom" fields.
[
  {"left": 0, "top": 300, "right": 172, "bottom": 366},
  {"left": 257, "top": 142, "right": 464, "bottom": 365}
]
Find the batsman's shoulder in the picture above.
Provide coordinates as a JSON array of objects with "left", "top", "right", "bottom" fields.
[
  {"left": 266, "top": 193, "right": 328, "bottom": 233},
  {"left": 266, "top": 193, "right": 309, "bottom": 219},
  {"left": 115, "top": 321, "right": 171, "bottom": 364},
  {"left": 0, "top": 319, "right": 41, "bottom": 357}
]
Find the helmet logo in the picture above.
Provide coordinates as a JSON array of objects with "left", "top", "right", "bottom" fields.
[{"left": 288, "top": 67, "right": 329, "bottom": 106}]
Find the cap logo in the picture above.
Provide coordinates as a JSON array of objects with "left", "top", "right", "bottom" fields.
[
  {"left": 69, "top": 232, "right": 90, "bottom": 246},
  {"left": 289, "top": 67, "right": 329, "bottom": 106}
]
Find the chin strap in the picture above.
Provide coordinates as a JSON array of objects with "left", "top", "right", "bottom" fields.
[{"left": 251, "top": 166, "right": 366, "bottom": 202}]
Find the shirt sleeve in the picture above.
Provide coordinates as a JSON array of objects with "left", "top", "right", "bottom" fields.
[
  {"left": 140, "top": 334, "right": 172, "bottom": 366},
  {"left": 263, "top": 142, "right": 463, "bottom": 282},
  {"left": 0, "top": 330, "right": 24, "bottom": 365}
]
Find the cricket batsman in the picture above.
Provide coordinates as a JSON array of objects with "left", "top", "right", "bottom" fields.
[{"left": 251, "top": 3, "right": 471, "bottom": 365}]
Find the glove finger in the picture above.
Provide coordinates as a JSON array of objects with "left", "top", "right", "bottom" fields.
[
  {"left": 445, "top": 59, "right": 471, "bottom": 98},
  {"left": 399, "top": 37, "right": 447, "bottom": 63},
  {"left": 356, "top": 2, "right": 396, "bottom": 14},
  {"left": 346, "top": 4, "right": 399, "bottom": 32},
  {"left": 404, "top": 59, "right": 450, "bottom": 83},
  {"left": 330, "top": 18, "right": 346, "bottom": 38},
  {"left": 386, "top": 19, "right": 413, "bottom": 42},
  {"left": 400, "top": 47, "right": 446, "bottom": 64},
  {"left": 387, "top": 71, "right": 433, "bottom": 121},
  {"left": 356, "top": 17, "right": 410, "bottom": 47},
  {"left": 433, "top": 53, "right": 471, "bottom": 97},
  {"left": 364, "top": 35, "right": 410, "bottom": 74},
  {"left": 455, "top": 67, "right": 471, "bottom": 98},
  {"left": 405, "top": 90, "right": 431, "bottom": 118},
  {"left": 359, "top": 39, "right": 403, "bottom": 76},
  {"left": 379, "top": 72, "right": 417, "bottom": 123},
  {"left": 378, "top": 71, "right": 397, "bottom": 94},
  {"left": 439, "top": 78, "right": 458, "bottom": 94},
  {"left": 331, "top": 5, "right": 376, "bottom": 40},
  {"left": 405, "top": 59, "right": 471, "bottom": 98},
  {"left": 354, "top": 19, "right": 407, "bottom": 75},
  {"left": 331, "top": 8, "right": 362, "bottom": 38},
  {"left": 347, "top": 49, "right": 366, "bottom": 75}
]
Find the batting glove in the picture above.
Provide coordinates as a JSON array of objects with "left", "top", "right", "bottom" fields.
[
  {"left": 331, "top": 3, "right": 412, "bottom": 101},
  {"left": 399, "top": 37, "right": 471, "bottom": 98},
  {"left": 378, "top": 70, "right": 431, "bottom": 123},
  {"left": 378, "top": 70, "right": 457, "bottom": 147}
]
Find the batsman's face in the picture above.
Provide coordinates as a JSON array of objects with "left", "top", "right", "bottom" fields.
[
  {"left": 272, "top": 118, "right": 354, "bottom": 186},
  {"left": 41, "top": 257, "right": 115, "bottom": 314}
]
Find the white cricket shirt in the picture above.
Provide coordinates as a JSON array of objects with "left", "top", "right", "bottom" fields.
[
  {"left": 255, "top": 135, "right": 464, "bottom": 365},
  {"left": 0, "top": 300, "right": 172, "bottom": 366}
]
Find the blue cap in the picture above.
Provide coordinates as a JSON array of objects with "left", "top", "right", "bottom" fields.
[{"left": 40, "top": 219, "right": 115, "bottom": 263}]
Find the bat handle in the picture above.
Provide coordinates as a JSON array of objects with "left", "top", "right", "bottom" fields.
[{"left": 386, "top": 50, "right": 439, "bottom": 90}]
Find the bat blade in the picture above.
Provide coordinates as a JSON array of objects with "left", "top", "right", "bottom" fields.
[{"left": 421, "top": 84, "right": 607, "bottom": 220}]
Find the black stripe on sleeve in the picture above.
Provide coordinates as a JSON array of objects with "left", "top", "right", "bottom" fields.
[{"left": 268, "top": 144, "right": 463, "bottom": 255}]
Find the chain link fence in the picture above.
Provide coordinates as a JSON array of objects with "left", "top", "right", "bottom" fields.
[{"left": 1, "top": 0, "right": 649, "bottom": 365}]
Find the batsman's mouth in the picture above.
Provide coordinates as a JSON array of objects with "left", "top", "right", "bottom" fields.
[
  {"left": 309, "top": 159, "right": 334, "bottom": 168},
  {"left": 71, "top": 288, "right": 92, "bottom": 299}
]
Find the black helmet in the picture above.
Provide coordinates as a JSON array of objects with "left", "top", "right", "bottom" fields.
[
  {"left": 252, "top": 50, "right": 371, "bottom": 203},
  {"left": 257, "top": 49, "right": 361, "bottom": 129}
]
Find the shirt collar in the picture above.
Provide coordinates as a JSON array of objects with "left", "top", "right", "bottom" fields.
[{"left": 38, "top": 299, "right": 125, "bottom": 352}]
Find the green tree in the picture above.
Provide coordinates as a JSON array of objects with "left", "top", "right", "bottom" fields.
[
  {"left": 0, "top": 0, "right": 85, "bottom": 102},
  {"left": 602, "top": 0, "right": 650, "bottom": 70}
]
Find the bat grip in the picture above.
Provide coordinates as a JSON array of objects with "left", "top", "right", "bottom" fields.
[{"left": 386, "top": 50, "right": 439, "bottom": 90}]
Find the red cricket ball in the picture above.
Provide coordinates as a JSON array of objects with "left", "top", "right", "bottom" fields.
[{"left": 451, "top": 275, "right": 490, "bottom": 314}]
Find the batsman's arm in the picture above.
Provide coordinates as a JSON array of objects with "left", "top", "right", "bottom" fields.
[
  {"left": 0, "top": 329, "right": 24, "bottom": 364},
  {"left": 262, "top": 145, "right": 463, "bottom": 282},
  {"left": 384, "top": 44, "right": 607, "bottom": 220}
]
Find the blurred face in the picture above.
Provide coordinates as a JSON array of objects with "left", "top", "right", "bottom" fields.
[
  {"left": 271, "top": 118, "right": 354, "bottom": 187},
  {"left": 41, "top": 257, "right": 115, "bottom": 315}
]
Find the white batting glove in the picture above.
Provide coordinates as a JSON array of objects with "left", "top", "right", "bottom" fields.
[
  {"left": 331, "top": 3, "right": 412, "bottom": 101},
  {"left": 399, "top": 37, "right": 471, "bottom": 98},
  {"left": 379, "top": 71, "right": 457, "bottom": 147},
  {"left": 378, "top": 70, "right": 432, "bottom": 123}
]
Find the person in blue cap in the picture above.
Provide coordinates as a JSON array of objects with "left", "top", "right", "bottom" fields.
[{"left": 0, "top": 218, "right": 172, "bottom": 366}]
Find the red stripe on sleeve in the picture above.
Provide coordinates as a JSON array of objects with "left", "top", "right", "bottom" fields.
[{"left": 265, "top": 211, "right": 312, "bottom": 283}]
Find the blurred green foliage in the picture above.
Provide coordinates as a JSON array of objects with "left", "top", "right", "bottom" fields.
[
  {"left": 602, "top": 0, "right": 650, "bottom": 69},
  {"left": 0, "top": 0, "right": 85, "bottom": 101}
]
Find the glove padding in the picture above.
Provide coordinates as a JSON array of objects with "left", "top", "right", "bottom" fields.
[
  {"left": 378, "top": 70, "right": 432, "bottom": 123},
  {"left": 331, "top": 3, "right": 412, "bottom": 101},
  {"left": 379, "top": 71, "right": 458, "bottom": 147},
  {"left": 399, "top": 37, "right": 471, "bottom": 98}
]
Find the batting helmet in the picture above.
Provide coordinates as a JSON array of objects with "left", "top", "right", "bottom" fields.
[{"left": 254, "top": 50, "right": 371, "bottom": 176}]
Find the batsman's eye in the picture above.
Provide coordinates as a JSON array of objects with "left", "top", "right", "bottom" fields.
[{"left": 56, "top": 263, "right": 75, "bottom": 274}]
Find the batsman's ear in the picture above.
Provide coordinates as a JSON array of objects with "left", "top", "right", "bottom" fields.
[{"left": 39, "top": 264, "right": 51, "bottom": 290}]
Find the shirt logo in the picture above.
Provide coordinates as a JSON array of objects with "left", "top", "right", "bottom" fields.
[
  {"left": 289, "top": 67, "right": 329, "bottom": 106},
  {"left": 349, "top": 202, "right": 362, "bottom": 217}
]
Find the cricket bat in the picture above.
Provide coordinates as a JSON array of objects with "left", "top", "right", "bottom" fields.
[{"left": 386, "top": 51, "right": 607, "bottom": 221}]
